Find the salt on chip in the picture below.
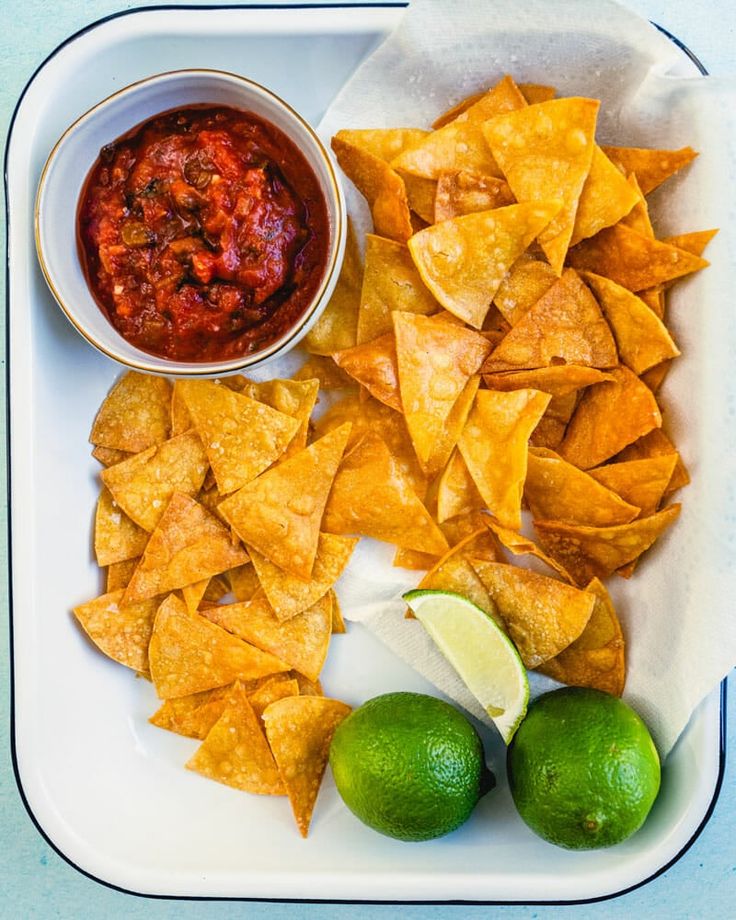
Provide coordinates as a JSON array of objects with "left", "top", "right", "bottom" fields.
[
  {"left": 482, "top": 268, "right": 617, "bottom": 372},
  {"left": 483, "top": 365, "right": 611, "bottom": 398},
  {"left": 434, "top": 170, "right": 514, "bottom": 222},
  {"left": 149, "top": 594, "right": 289, "bottom": 698},
  {"left": 332, "top": 333, "right": 402, "bottom": 412},
  {"left": 186, "top": 682, "right": 285, "bottom": 795},
  {"left": 601, "top": 144, "right": 697, "bottom": 195},
  {"left": 177, "top": 379, "right": 299, "bottom": 494},
  {"left": 94, "top": 486, "right": 149, "bottom": 567},
  {"left": 100, "top": 431, "right": 209, "bottom": 532},
  {"left": 483, "top": 97, "right": 599, "bottom": 273},
  {"left": 570, "top": 146, "right": 639, "bottom": 246},
  {"left": 90, "top": 371, "right": 171, "bottom": 453},
  {"left": 305, "top": 219, "right": 362, "bottom": 354},
  {"left": 588, "top": 455, "right": 678, "bottom": 518},
  {"left": 533, "top": 504, "right": 681, "bottom": 586},
  {"left": 219, "top": 423, "right": 352, "bottom": 580},
  {"left": 492, "top": 253, "right": 558, "bottom": 326},
  {"left": 263, "top": 696, "right": 352, "bottom": 837},
  {"left": 73, "top": 589, "right": 158, "bottom": 673},
  {"left": 615, "top": 429, "right": 690, "bottom": 494},
  {"left": 408, "top": 201, "right": 561, "bottom": 329},
  {"left": 239, "top": 378, "right": 319, "bottom": 459},
  {"left": 106, "top": 557, "right": 139, "bottom": 593},
  {"left": 458, "top": 388, "right": 551, "bottom": 530},
  {"left": 558, "top": 366, "right": 661, "bottom": 469},
  {"left": 469, "top": 560, "right": 595, "bottom": 668}
]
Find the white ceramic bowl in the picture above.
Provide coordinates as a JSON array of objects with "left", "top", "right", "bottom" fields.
[{"left": 35, "top": 69, "right": 346, "bottom": 376}]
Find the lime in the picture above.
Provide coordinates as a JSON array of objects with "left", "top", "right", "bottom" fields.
[
  {"left": 507, "top": 687, "right": 661, "bottom": 850},
  {"left": 329, "top": 691, "right": 494, "bottom": 841},
  {"left": 403, "top": 588, "right": 529, "bottom": 744}
]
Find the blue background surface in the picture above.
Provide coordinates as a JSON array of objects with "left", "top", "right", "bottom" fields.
[{"left": 1, "top": 1, "right": 734, "bottom": 916}]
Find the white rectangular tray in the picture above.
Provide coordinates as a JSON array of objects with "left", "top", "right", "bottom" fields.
[{"left": 5, "top": 2, "right": 725, "bottom": 903}]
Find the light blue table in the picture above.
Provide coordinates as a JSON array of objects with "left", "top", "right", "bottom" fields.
[{"left": 2, "top": 1, "right": 734, "bottom": 916}]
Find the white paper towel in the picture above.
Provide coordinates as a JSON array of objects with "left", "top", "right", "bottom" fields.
[{"left": 312, "top": 0, "right": 736, "bottom": 757}]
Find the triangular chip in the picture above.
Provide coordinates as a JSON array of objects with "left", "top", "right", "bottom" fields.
[
  {"left": 100, "top": 431, "right": 209, "bottom": 532},
  {"left": 90, "top": 371, "right": 171, "bottom": 453},
  {"left": 581, "top": 271, "right": 679, "bottom": 374},
  {"left": 323, "top": 431, "right": 448, "bottom": 555},
  {"left": 601, "top": 145, "right": 698, "bottom": 195},
  {"left": 529, "top": 391, "right": 579, "bottom": 452},
  {"left": 570, "top": 146, "right": 640, "bottom": 246},
  {"left": 106, "top": 557, "right": 139, "bottom": 593},
  {"left": 219, "top": 423, "right": 352, "bottom": 579},
  {"left": 423, "top": 374, "right": 481, "bottom": 479},
  {"left": 400, "top": 171, "right": 439, "bottom": 224},
  {"left": 662, "top": 229, "right": 718, "bottom": 258},
  {"left": 329, "top": 590, "right": 347, "bottom": 634},
  {"left": 149, "top": 595, "right": 289, "bottom": 698},
  {"left": 332, "top": 333, "right": 402, "bottom": 412},
  {"left": 434, "top": 170, "right": 514, "bottom": 222},
  {"left": 483, "top": 365, "right": 611, "bottom": 398},
  {"left": 519, "top": 83, "right": 556, "bottom": 104},
  {"left": 621, "top": 173, "right": 654, "bottom": 237},
  {"left": 333, "top": 128, "right": 429, "bottom": 162},
  {"left": 94, "top": 487, "right": 149, "bottom": 567},
  {"left": 537, "top": 578, "right": 625, "bottom": 696},
  {"left": 615, "top": 428, "right": 690, "bottom": 493},
  {"left": 394, "top": 311, "right": 491, "bottom": 464},
  {"left": 92, "top": 446, "right": 132, "bottom": 467},
  {"left": 482, "top": 268, "right": 618, "bottom": 371},
  {"left": 492, "top": 253, "right": 558, "bottom": 326},
  {"left": 432, "top": 90, "right": 487, "bottom": 129},
  {"left": 588, "top": 455, "right": 677, "bottom": 518},
  {"left": 227, "top": 562, "right": 261, "bottom": 603},
  {"left": 248, "top": 676, "right": 302, "bottom": 720},
  {"left": 239, "top": 378, "right": 319, "bottom": 459},
  {"left": 558, "top": 366, "right": 662, "bottom": 469},
  {"left": 72, "top": 590, "right": 158, "bottom": 673},
  {"left": 186, "top": 682, "right": 284, "bottom": 794},
  {"left": 122, "top": 493, "right": 248, "bottom": 604},
  {"left": 263, "top": 696, "right": 352, "bottom": 837},
  {"left": 248, "top": 533, "right": 358, "bottom": 622},
  {"left": 483, "top": 98, "right": 599, "bottom": 272},
  {"left": 202, "top": 593, "right": 332, "bottom": 682},
  {"left": 533, "top": 504, "right": 681, "bottom": 585},
  {"left": 458, "top": 388, "right": 551, "bottom": 529},
  {"left": 305, "top": 219, "right": 362, "bottom": 354},
  {"left": 149, "top": 685, "right": 236, "bottom": 739},
  {"left": 639, "top": 359, "right": 671, "bottom": 394},
  {"left": 469, "top": 560, "right": 595, "bottom": 668},
  {"left": 177, "top": 379, "right": 299, "bottom": 494},
  {"left": 409, "top": 201, "right": 560, "bottom": 329},
  {"left": 293, "top": 354, "right": 357, "bottom": 391},
  {"left": 483, "top": 518, "right": 572, "bottom": 583},
  {"left": 437, "top": 449, "right": 485, "bottom": 523}
]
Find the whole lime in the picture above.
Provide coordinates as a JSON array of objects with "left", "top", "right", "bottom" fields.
[
  {"left": 329, "top": 691, "right": 494, "bottom": 841},
  {"left": 507, "top": 687, "right": 661, "bottom": 850}
]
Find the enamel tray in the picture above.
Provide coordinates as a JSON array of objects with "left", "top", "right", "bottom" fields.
[{"left": 5, "top": 2, "right": 725, "bottom": 904}]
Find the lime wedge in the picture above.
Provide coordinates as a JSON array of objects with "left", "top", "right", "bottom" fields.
[{"left": 403, "top": 588, "right": 529, "bottom": 744}]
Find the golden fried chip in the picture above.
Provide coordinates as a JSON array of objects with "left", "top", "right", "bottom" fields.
[
  {"left": 483, "top": 98, "right": 599, "bottom": 273},
  {"left": 419, "top": 530, "right": 502, "bottom": 622},
  {"left": 529, "top": 391, "right": 578, "bottom": 451},
  {"left": 558, "top": 366, "right": 661, "bottom": 469},
  {"left": 408, "top": 201, "right": 561, "bottom": 329},
  {"left": 525, "top": 447, "right": 640, "bottom": 525},
  {"left": 170, "top": 381, "right": 193, "bottom": 437},
  {"left": 262, "top": 696, "right": 352, "bottom": 837},
  {"left": 219, "top": 423, "right": 352, "bottom": 579},
  {"left": 305, "top": 219, "right": 362, "bottom": 354},
  {"left": 100, "top": 431, "right": 209, "bottom": 532},
  {"left": 332, "top": 333, "right": 402, "bottom": 412},
  {"left": 538, "top": 578, "right": 625, "bottom": 696},
  {"left": 248, "top": 533, "right": 358, "bottom": 622},
  {"left": 293, "top": 355, "right": 357, "bottom": 391},
  {"left": 181, "top": 579, "right": 209, "bottom": 615},
  {"left": 639, "top": 360, "right": 671, "bottom": 394},
  {"left": 570, "top": 146, "right": 639, "bottom": 246},
  {"left": 73, "top": 590, "right": 158, "bottom": 673},
  {"left": 437, "top": 449, "right": 485, "bottom": 523},
  {"left": 323, "top": 431, "right": 448, "bottom": 555},
  {"left": 239, "top": 378, "right": 319, "bottom": 459},
  {"left": 662, "top": 229, "right": 718, "bottom": 257},
  {"left": 483, "top": 518, "right": 572, "bottom": 582},
  {"left": 400, "top": 172, "right": 439, "bottom": 224},
  {"left": 621, "top": 173, "right": 654, "bottom": 237},
  {"left": 431, "top": 90, "right": 487, "bottom": 130},
  {"left": 90, "top": 371, "right": 171, "bottom": 453},
  {"left": 492, "top": 253, "right": 558, "bottom": 326},
  {"left": 92, "top": 446, "right": 132, "bottom": 467},
  {"left": 588, "top": 455, "right": 678, "bottom": 518},
  {"left": 434, "top": 170, "right": 514, "bottom": 222},
  {"left": 149, "top": 595, "right": 289, "bottom": 698},
  {"left": 106, "top": 557, "right": 139, "bottom": 593},
  {"left": 329, "top": 590, "right": 347, "bottom": 634},
  {"left": 227, "top": 562, "right": 261, "bottom": 603},
  {"left": 393, "top": 547, "right": 439, "bottom": 571},
  {"left": 483, "top": 365, "right": 611, "bottom": 398},
  {"left": 533, "top": 504, "right": 681, "bottom": 585},
  {"left": 186, "top": 682, "right": 284, "bottom": 795},
  {"left": 334, "top": 128, "right": 429, "bottom": 162},
  {"left": 423, "top": 375, "right": 481, "bottom": 479},
  {"left": 149, "top": 685, "right": 236, "bottom": 740},
  {"left": 614, "top": 428, "right": 690, "bottom": 493},
  {"left": 482, "top": 268, "right": 618, "bottom": 371},
  {"left": 248, "top": 676, "right": 301, "bottom": 720},
  {"left": 601, "top": 144, "right": 698, "bottom": 195},
  {"left": 458, "top": 388, "right": 551, "bottom": 529},
  {"left": 177, "top": 379, "right": 299, "bottom": 494},
  {"left": 94, "top": 487, "right": 149, "bottom": 567},
  {"left": 519, "top": 83, "right": 556, "bottom": 104},
  {"left": 469, "top": 560, "right": 595, "bottom": 668},
  {"left": 289, "top": 671, "right": 323, "bottom": 697},
  {"left": 394, "top": 312, "right": 491, "bottom": 465},
  {"left": 204, "top": 574, "right": 230, "bottom": 603}
]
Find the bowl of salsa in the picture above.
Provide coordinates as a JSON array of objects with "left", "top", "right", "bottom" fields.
[{"left": 35, "top": 69, "right": 346, "bottom": 375}]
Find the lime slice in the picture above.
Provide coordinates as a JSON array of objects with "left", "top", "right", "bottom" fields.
[{"left": 403, "top": 588, "right": 529, "bottom": 744}]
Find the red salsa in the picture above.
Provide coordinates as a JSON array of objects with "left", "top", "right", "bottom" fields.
[{"left": 77, "top": 106, "right": 330, "bottom": 361}]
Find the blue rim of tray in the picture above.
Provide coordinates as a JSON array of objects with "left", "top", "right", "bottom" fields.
[{"left": 3, "top": 2, "right": 726, "bottom": 907}]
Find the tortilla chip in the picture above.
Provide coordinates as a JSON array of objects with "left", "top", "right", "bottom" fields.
[
  {"left": 333, "top": 128, "right": 429, "bottom": 162},
  {"left": 248, "top": 533, "right": 357, "bottom": 622},
  {"left": 106, "top": 557, "right": 139, "bottom": 593},
  {"left": 180, "top": 579, "right": 209, "bottom": 615},
  {"left": 601, "top": 145, "right": 698, "bottom": 195},
  {"left": 662, "top": 229, "right": 718, "bottom": 257},
  {"left": 567, "top": 224, "right": 709, "bottom": 292},
  {"left": 419, "top": 530, "right": 503, "bottom": 622},
  {"left": 423, "top": 375, "right": 481, "bottom": 479},
  {"left": 588, "top": 455, "right": 678, "bottom": 518},
  {"left": 227, "top": 562, "right": 261, "bottom": 603},
  {"left": 408, "top": 201, "right": 561, "bottom": 328},
  {"left": 90, "top": 371, "right": 171, "bottom": 453},
  {"left": 186, "top": 682, "right": 284, "bottom": 795},
  {"left": 621, "top": 174, "right": 654, "bottom": 237},
  {"left": 533, "top": 504, "right": 681, "bottom": 585},
  {"left": 289, "top": 672, "right": 323, "bottom": 697},
  {"left": 73, "top": 589, "right": 158, "bottom": 673},
  {"left": 492, "top": 253, "right": 558, "bottom": 326},
  {"left": 437, "top": 449, "right": 485, "bottom": 523},
  {"left": 149, "top": 685, "right": 236, "bottom": 739},
  {"left": 248, "top": 676, "right": 302, "bottom": 720},
  {"left": 519, "top": 83, "right": 556, "bottom": 104},
  {"left": 293, "top": 355, "right": 356, "bottom": 391},
  {"left": 394, "top": 312, "right": 491, "bottom": 465},
  {"left": 570, "top": 146, "right": 640, "bottom": 245},
  {"left": 323, "top": 431, "right": 448, "bottom": 555},
  {"left": 94, "top": 487, "right": 149, "bottom": 567},
  {"left": 529, "top": 391, "right": 579, "bottom": 451},
  {"left": 392, "top": 547, "right": 436, "bottom": 570},
  {"left": 639, "top": 360, "right": 671, "bottom": 394},
  {"left": 92, "top": 446, "right": 132, "bottom": 467},
  {"left": 458, "top": 388, "right": 551, "bottom": 530},
  {"left": 262, "top": 696, "right": 352, "bottom": 837},
  {"left": 525, "top": 447, "right": 640, "bottom": 525},
  {"left": 470, "top": 560, "right": 595, "bottom": 668},
  {"left": 483, "top": 97, "right": 599, "bottom": 273},
  {"left": 219, "top": 423, "right": 351, "bottom": 580},
  {"left": 483, "top": 518, "right": 573, "bottom": 582},
  {"left": 149, "top": 595, "right": 289, "bottom": 698},
  {"left": 100, "top": 431, "right": 209, "bottom": 532},
  {"left": 483, "top": 365, "right": 611, "bottom": 398},
  {"left": 483, "top": 268, "right": 618, "bottom": 371},
  {"left": 434, "top": 170, "right": 514, "bottom": 222},
  {"left": 431, "top": 90, "right": 487, "bottom": 129},
  {"left": 558, "top": 366, "right": 661, "bottom": 469},
  {"left": 399, "top": 171, "right": 439, "bottom": 224},
  {"left": 538, "top": 578, "right": 625, "bottom": 696},
  {"left": 123, "top": 492, "right": 249, "bottom": 604},
  {"left": 239, "top": 378, "right": 319, "bottom": 459},
  {"left": 615, "top": 428, "right": 690, "bottom": 493},
  {"left": 329, "top": 591, "right": 347, "bottom": 634},
  {"left": 305, "top": 219, "right": 362, "bottom": 354},
  {"left": 332, "top": 333, "right": 402, "bottom": 412}
]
